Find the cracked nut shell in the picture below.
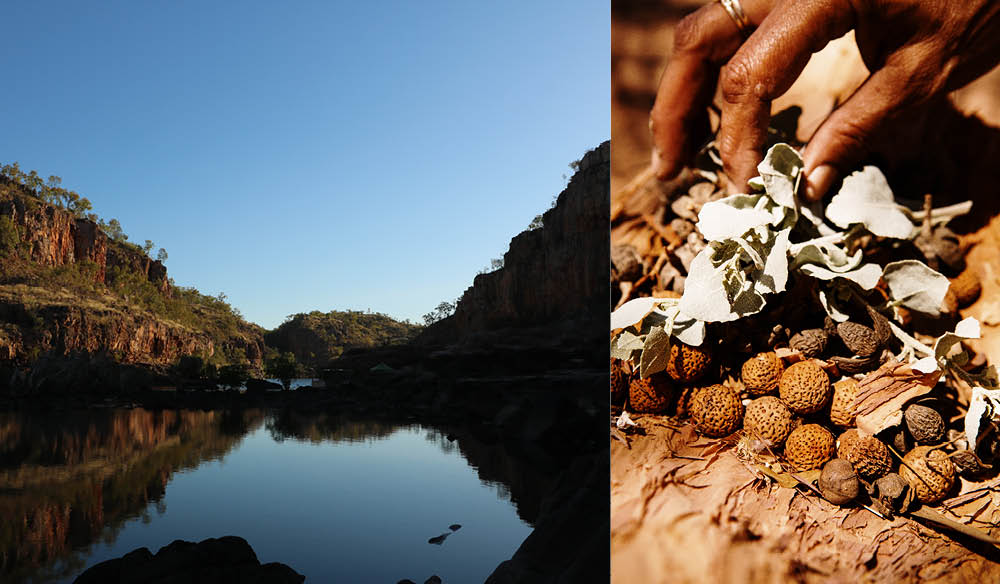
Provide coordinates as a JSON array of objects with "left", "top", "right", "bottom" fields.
[
  {"left": 741, "top": 352, "right": 784, "bottom": 396},
  {"left": 900, "top": 446, "right": 955, "bottom": 503},
  {"left": 785, "top": 424, "right": 836, "bottom": 471},
  {"left": 691, "top": 384, "right": 743, "bottom": 437},
  {"left": 664, "top": 341, "right": 712, "bottom": 383},
  {"left": 904, "top": 404, "right": 946, "bottom": 445},
  {"left": 629, "top": 373, "right": 673, "bottom": 414},
  {"left": 779, "top": 361, "right": 832, "bottom": 414},
  {"left": 743, "top": 396, "right": 794, "bottom": 446},
  {"left": 611, "top": 359, "right": 628, "bottom": 405},
  {"left": 819, "top": 458, "right": 860, "bottom": 505}
]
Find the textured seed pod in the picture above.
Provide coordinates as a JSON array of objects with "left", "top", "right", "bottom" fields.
[
  {"left": 819, "top": 458, "right": 859, "bottom": 505},
  {"left": 874, "top": 473, "right": 911, "bottom": 516},
  {"left": 741, "top": 352, "right": 784, "bottom": 396},
  {"left": 837, "top": 428, "right": 861, "bottom": 460},
  {"left": 785, "top": 424, "right": 835, "bottom": 471},
  {"left": 829, "top": 378, "right": 860, "bottom": 427},
  {"left": 789, "top": 329, "right": 828, "bottom": 358},
  {"left": 951, "top": 268, "right": 981, "bottom": 307},
  {"left": 743, "top": 396, "right": 794, "bottom": 446},
  {"left": 664, "top": 342, "right": 713, "bottom": 383},
  {"left": 691, "top": 384, "right": 743, "bottom": 438},
  {"left": 779, "top": 361, "right": 831, "bottom": 414},
  {"left": 904, "top": 404, "right": 946, "bottom": 445},
  {"left": 900, "top": 446, "right": 955, "bottom": 503},
  {"left": 952, "top": 450, "right": 988, "bottom": 476},
  {"left": 610, "top": 360, "right": 628, "bottom": 406},
  {"left": 829, "top": 353, "right": 881, "bottom": 375},
  {"left": 628, "top": 373, "right": 673, "bottom": 414},
  {"left": 840, "top": 432, "right": 892, "bottom": 480},
  {"left": 837, "top": 322, "right": 879, "bottom": 356}
]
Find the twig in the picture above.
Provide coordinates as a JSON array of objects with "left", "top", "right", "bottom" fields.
[{"left": 908, "top": 506, "right": 1000, "bottom": 546}]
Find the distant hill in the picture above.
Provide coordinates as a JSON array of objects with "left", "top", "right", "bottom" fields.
[{"left": 265, "top": 310, "right": 422, "bottom": 373}]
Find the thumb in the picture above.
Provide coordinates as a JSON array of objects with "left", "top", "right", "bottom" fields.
[{"left": 801, "top": 60, "right": 932, "bottom": 201}]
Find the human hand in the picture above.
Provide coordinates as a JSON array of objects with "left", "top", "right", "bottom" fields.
[{"left": 649, "top": 0, "right": 1000, "bottom": 200}]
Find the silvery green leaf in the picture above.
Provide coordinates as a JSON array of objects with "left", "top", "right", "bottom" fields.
[
  {"left": 911, "top": 356, "right": 939, "bottom": 374},
  {"left": 747, "top": 176, "right": 765, "bottom": 190},
  {"left": 791, "top": 241, "right": 861, "bottom": 273},
  {"left": 799, "top": 262, "right": 882, "bottom": 289},
  {"left": 753, "top": 228, "right": 790, "bottom": 294},
  {"left": 965, "top": 386, "right": 1000, "bottom": 452},
  {"left": 933, "top": 317, "right": 981, "bottom": 362},
  {"left": 883, "top": 260, "right": 950, "bottom": 315},
  {"left": 610, "top": 297, "right": 660, "bottom": 331},
  {"left": 679, "top": 249, "right": 744, "bottom": 322},
  {"left": 610, "top": 329, "right": 645, "bottom": 360},
  {"left": 639, "top": 325, "right": 671, "bottom": 378},
  {"left": 818, "top": 287, "right": 851, "bottom": 322},
  {"left": 757, "top": 143, "right": 803, "bottom": 211},
  {"left": 825, "top": 166, "right": 915, "bottom": 238},
  {"left": 672, "top": 311, "right": 706, "bottom": 346},
  {"left": 905, "top": 200, "right": 973, "bottom": 227},
  {"left": 697, "top": 194, "right": 774, "bottom": 241}
]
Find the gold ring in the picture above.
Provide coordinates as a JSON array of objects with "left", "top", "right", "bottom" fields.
[{"left": 719, "top": 0, "right": 751, "bottom": 38}]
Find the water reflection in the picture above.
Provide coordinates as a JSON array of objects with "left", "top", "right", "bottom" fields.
[{"left": 0, "top": 408, "right": 543, "bottom": 583}]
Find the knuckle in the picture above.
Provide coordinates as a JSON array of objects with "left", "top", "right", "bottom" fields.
[
  {"left": 720, "top": 59, "right": 755, "bottom": 102},
  {"left": 673, "top": 13, "right": 706, "bottom": 53}
]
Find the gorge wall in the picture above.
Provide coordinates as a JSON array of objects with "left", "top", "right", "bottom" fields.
[{"left": 420, "top": 141, "right": 609, "bottom": 344}]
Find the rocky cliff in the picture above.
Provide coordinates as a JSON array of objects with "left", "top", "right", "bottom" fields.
[
  {"left": 0, "top": 178, "right": 265, "bottom": 373},
  {"left": 420, "top": 141, "right": 609, "bottom": 344}
]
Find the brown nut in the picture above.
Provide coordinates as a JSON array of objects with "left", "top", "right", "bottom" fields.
[
  {"left": 840, "top": 431, "right": 892, "bottom": 480},
  {"left": 789, "top": 329, "right": 828, "bottom": 358},
  {"left": 664, "top": 341, "right": 712, "bottom": 383},
  {"left": 785, "top": 424, "right": 835, "bottom": 471},
  {"left": 743, "top": 396, "right": 794, "bottom": 447},
  {"left": 628, "top": 373, "right": 673, "bottom": 414},
  {"left": 900, "top": 446, "right": 956, "bottom": 503},
  {"left": 874, "top": 473, "right": 911, "bottom": 516},
  {"left": 951, "top": 268, "right": 981, "bottom": 307},
  {"left": 904, "top": 404, "right": 946, "bottom": 445},
  {"left": 819, "top": 458, "right": 860, "bottom": 505},
  {"left": 691, "top": 384, "right": 743, "bottom": 438},
  {"left": 829, "top": 378, "right": 860, "bottom": 427},
  {"left": 779, "top": 361, "right": 831, "bottom": 415},
  {"left": 611, "top": 359, "right": 628, "bottom": 406},
  {"left": 741, "top": 352, "right": 784, "bottom": 396},
  {"left": 837, "top": 321, "right": 879, "bottom": 356}
]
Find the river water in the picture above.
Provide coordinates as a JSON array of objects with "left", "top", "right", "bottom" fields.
[{"left": 0, "top": 408, "right": 533, "bottom": 583}]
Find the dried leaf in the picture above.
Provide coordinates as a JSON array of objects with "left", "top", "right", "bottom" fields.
[{"left": 853, "top": 359, "right": 943, "bottom": 435}]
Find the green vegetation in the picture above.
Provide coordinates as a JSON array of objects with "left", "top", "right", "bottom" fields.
[
  {"left": 0, "top": 163, "right": 261, "bottom": 370},
  {"left": 422, "top": 300, "right": 457, "bottom": 325},
  {"left": 265, "top": 351, "right": 302, "bottom": 390},
  {"left": 265, "top": 310, "right": 422, "bottom": 374}
]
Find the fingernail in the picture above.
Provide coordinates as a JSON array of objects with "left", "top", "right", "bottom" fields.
[
  {"left": 805, "top": 164, "right": 835, "bottom": 201},
  {"left": 650, "top": 147, "right": 670, "bottom": 180}
]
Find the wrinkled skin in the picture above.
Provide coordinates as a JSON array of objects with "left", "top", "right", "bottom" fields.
[{"left": 649, "top": 0, "right": 1000, "bottom": 199}]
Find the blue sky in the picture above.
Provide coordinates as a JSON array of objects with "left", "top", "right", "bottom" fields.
[{"left": 0, "top": 1, "right": 609, "bottom": 329}]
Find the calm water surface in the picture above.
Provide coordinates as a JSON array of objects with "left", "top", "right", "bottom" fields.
[{"left": 0, "top": 408, "right": 533, "bottom": 583}]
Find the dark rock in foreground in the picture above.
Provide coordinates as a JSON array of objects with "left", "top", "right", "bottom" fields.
[{"left": 73, "top": 536, "right": 304, "bottom": 584}]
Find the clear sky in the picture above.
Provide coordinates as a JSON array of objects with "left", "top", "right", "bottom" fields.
[{"left": 0, "top": 1, "right": 609, "bottom": 329}]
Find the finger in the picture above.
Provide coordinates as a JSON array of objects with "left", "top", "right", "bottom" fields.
[
  {"left": 801, "top": 50, "right": 944, "bottom": 201},
  {"left": 650, "top": 1, "right": 768, "bottom": 180},
  {"left": 717, "top": 0, "right": 856, "bottom": 190}
]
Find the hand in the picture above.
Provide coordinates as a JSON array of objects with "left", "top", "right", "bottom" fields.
[{"left": 649, "top": 0, "right": 1000, "bottom": 200}]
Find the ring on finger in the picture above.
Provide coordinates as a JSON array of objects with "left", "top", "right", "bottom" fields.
[{"left": 718, "top": 0, "right": 751, "bottom": 38}]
